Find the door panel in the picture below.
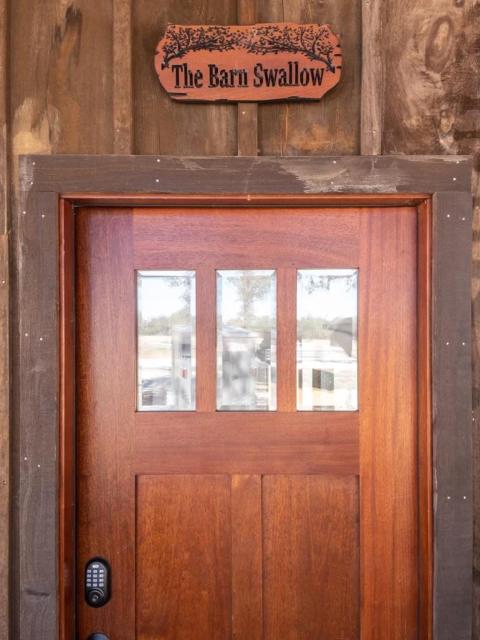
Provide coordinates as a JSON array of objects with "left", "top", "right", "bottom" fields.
[
  {"left": 136, "top": 475, "right": 232, "bottom": 639},
  {"left": 76, "top": 206, "right": 420, "bottom": 639},
  {"left": 263, "top": 475, "right": 359, "bottom": 640}
]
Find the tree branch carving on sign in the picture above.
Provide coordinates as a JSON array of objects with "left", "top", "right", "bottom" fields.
[{"left": 160, "top": 24, "right": 336, "bottom": 72}]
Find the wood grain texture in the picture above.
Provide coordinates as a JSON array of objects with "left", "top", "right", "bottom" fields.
[
  {"left": 136, "top": 475, "right": 232, "bottom": 640},
  {"left": 432, "top": 192, "right": 473, "bottom": 640},
  {"left": 113, "top": 0, "right": 133, "bottom": 153},
  {"left": 231, "top": 475, "right": 263, "bottom": 640},
  {"left": 132, "top": 0, "right": 237, "bottom": 155},
  {"left": 359, "top": 208, "right": 419, "bottom": 638},
  {"left": 0, "top": 0, "right": 7, "bottom": 232},
  {"left": 238, "top": 103, "right": 259, "bottom": 156},
  {"left": 360, "top": 0, "right": 383, "bottom": 155},
  {"left": 134, "top": 412, "right": 359, "bottom": 475},
  {"left": 76, "top": 209, "right": 136, "bottom": 639},
  {"left": 0, "top": 234, "right": 9, "bottom": 640},
  {"left": 10, "top": 1, "right": 114, "bottom": 163},
  {"left": 13, "top": 190, "right": 60, "bottom": 640},
  {"left": 263, "top": 475, "right": 359, "bottom": 639},
  {"left": 20, "top": 154, "right": 473, "bottom": 194},
  {"left": 257, "top": 0, "right": 360, "bottom": 155},
  {"left": 237, "top": 0, "right": 258, "bottom": 155}
]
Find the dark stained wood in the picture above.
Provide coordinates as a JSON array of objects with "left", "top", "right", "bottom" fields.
[
  {"left": 432, "top": 191, "right": 473, "bottom": 640},
  {"left": 257, "top": 0, "right": 361, "bottom": 155},
  {"left": 20, "top": 154, "right": 473, "bottom": 195},
  {"left": 13, "top": 190, "right": 60, "bottom": 639},
  {"left": 262, "top": 475, "right": 359, "bottom": 639},
  {"left": 134, "top": 412, "right": 359, "bottom": 475},
  {"left": 0, "top": 0, "right": 7, "bottom": 232},
  {"left": 75, "top": 209, "right": 136, "bottom": 639},
  {"left": 359, "top": 207, "right": 418, "bottom": 637},
  {"left": 136, "top": 475, "right": 232, "bottom": 640},
  {"left": 231, "top": 475, "right": 263, "bottom": 640},
  {"left": 132, "top": 0, "right": 237, "bottom": 155},
  {"left": 59, "top": 199, "right": 75, "bottom": 640}
]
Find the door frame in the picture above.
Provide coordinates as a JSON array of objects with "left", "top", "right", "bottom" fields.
[{"left": 11, "top": 155, "right": 472, "bottom": 640}]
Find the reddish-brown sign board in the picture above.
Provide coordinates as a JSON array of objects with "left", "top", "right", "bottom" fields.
[{"left": 155, "top": 23, "right": 342, "bottom": 102}]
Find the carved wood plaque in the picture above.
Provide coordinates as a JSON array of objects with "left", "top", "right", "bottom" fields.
[{"left": 155, "top": 23, "right": 342, "bottom": 102}]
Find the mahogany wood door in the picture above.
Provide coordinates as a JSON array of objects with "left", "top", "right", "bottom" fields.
[{"left": 75, "top": 205, "right": 421, "bottom": 639}]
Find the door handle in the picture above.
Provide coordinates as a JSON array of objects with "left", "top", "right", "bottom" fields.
[{"left": 88, "top": 634, "right": 110, "bottom": 640}]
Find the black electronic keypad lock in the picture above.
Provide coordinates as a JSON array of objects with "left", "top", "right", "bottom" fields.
[{"left": 85, "top": 558, "right": 111, "bottom": 608}]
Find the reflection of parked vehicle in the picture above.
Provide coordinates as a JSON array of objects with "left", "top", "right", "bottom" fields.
[{"left": 141, "top": 377, "right": 168, "bottom": 407}]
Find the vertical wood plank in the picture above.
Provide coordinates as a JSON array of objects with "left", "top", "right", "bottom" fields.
[
  {"left": 263, "top": 475, "right": 359, "bottom": 639},
  {"left": 0, "top": 234, "right": 9, "bottom": 640},
  {"left": 133, "top": 0, "right": 237, "bottom": 155},
  {"left": 237, "top": 0, "right": 258, "bottom": 157},
  {"left": 418, "top": 199, "right": 433, "bottom": 640},
  {"left": 231, "top": 475, "right": 263, "bottom": 640},
  {"left": 257, "top": 0, "right": 361, "bottom": 155},
  {"left": 277, "top": 268, "right": 297, "bottom": 412},
  {"left": 196, "top": 266, "right": 217, "bottom": 412},
  {"left": 113, "top": 0, "right": 133, "bottom": 153},
  {"left": 360, "top": 0, "right": 383, "bottom": 155},
  {"left": 13, "top": 191, "right": 60, "bottom": 640},
  {"left": 432, "top": 192, "right": 473, "bottom": 640},
  {"left": 10, "top": 1, "right": 114, "bottom": 165},
  {"left": 0, "top": 0, "right": 8, "bottom": 636},
  {"left": 359, "top": 208, "right": 418, "bottom": 638},
  {"left": 76, "top": 209, "right": 136, "bottom": 639},
  {"left": 136, "top": 475, "right": 232, "bottom": 640}
]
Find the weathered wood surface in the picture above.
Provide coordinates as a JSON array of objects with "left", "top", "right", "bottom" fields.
[
  {"left": 257, "top": 0, "right": 361, "bottom": 155},
  {"left": 432, "top": 191, "right": 473, "bottom": 640},
  {"left": 12, "top": 191, "right": 60, "bottom": 639},
  {"left": 237, "top": 0, "right": 258, "bottom": 156},
  {"left": 19, "top": 154, "right": 472, "bottom": 194},
  {"left": 113, "top": 0, "right": 133, "bottom": 153},
  {"left": 133, "top": 0, "right": 237, "bottom": 154}
]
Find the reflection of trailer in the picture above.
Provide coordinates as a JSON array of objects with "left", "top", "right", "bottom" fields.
[
  {"left": 220, "top": 326, "right": 271, "bottom": 409},
  {"left": 172, "top": 325, "right": 194, "bottom": 409}
]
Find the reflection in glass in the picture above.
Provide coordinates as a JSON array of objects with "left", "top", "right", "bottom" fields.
[
  {"left": 137, "top": 271, "right": 195, "bottom": 411},
  {"left": 217, "top": 270, "right": 276, "bottom": 411},
  {"left": 297, "top": 269, "right": 358, "bottom": 411}
]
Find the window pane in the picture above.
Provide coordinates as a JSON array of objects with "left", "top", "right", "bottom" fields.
[
  {"left": 297, "top": 269, "right": 358, "bottom": 411},
  {"left": 137, "top": 271, "right": 195, "bottom": 411},
  {"left": 217, "top": 270, "right": 276, "bottom": 411}
]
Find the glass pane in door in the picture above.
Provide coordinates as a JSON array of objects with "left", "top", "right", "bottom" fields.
[
  {"left": 297, "top": 269, "right": 358, "bottom": 411},
  {"left": 217, "top": 270, "right": 276, "bottom": 411},
  {"left": 137, "top": 271, "right": 196, "bottom": 411}
]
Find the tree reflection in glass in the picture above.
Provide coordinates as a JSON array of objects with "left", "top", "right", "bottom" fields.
[
  {"left": 137, "top": 271, "right": 196, "bottom": 411},
  {"left": 297, "top": 269, "right": 358, "bottom": 411},
  {"left": 217, "top": 270, "right": 276, "bottom": 411}
]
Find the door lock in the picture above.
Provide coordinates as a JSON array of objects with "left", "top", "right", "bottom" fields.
[{"left": 85, "top": 558, "right": 111, "bottom": 608}]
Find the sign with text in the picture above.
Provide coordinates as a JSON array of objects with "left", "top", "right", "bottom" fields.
[{"left": 155, "top": 23, "right": 342, "bottom": 102}]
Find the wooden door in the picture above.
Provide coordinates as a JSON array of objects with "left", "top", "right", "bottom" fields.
[{"left": 76, "top": 205, "right": 421, "bottom": 639}]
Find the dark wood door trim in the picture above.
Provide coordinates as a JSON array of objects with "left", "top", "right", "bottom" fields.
[{"left": 11, "top": 155, "right": 472, "bottom": 640}]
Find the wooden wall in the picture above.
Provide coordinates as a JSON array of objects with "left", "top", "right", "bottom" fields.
[{"left": 0, "top": 0, "right": 479, "bottom": 637}]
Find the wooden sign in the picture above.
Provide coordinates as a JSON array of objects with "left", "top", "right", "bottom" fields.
[{"left": 155, "top": 23, "right": 342, "bottom": 102}]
